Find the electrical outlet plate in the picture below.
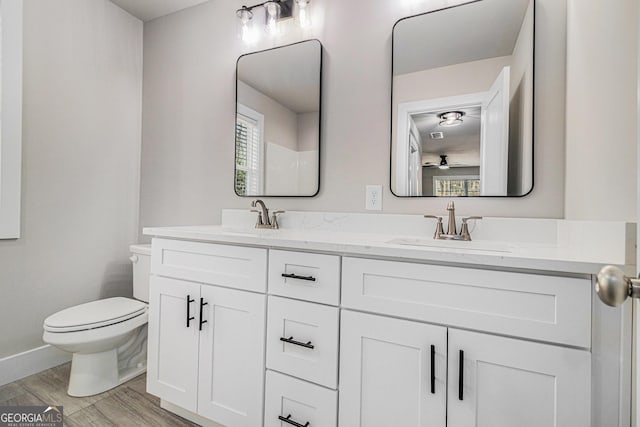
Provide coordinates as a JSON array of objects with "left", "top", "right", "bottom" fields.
[{"left": 366, "top": 185, "right": 383, "bottom": 211}]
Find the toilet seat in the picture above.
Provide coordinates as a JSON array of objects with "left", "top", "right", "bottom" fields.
[{"left": 44, "top": 297, "right": 147, "bottom": 333}]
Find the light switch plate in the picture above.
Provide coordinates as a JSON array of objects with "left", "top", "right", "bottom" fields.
[{"left": 366, "top": 185, "right": 383, "bottom": 211}]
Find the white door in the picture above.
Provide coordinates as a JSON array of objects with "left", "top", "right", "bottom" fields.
[
  {"left": 447, "top": 329, "right": 591, "bottom": 427},
  {"left": 480, "top": 66, "right": 510, "bottom": 196},
  {"left": 197, "top": 285, "right": 266, "bottom": 427},
  {"left": 339, "top": 310, "right": 447, "bottom": 427},
  {"left": 146, "top": 276, "right": 200, "bottom": 412}
]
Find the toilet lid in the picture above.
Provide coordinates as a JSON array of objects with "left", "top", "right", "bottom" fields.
[{"left": 44, "top": 297, "right": 147, "bottom": 332}]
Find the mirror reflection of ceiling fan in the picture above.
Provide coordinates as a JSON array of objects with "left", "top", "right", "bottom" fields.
[{"left": 423, "top": 155, "right": 469, "bottom": 169}]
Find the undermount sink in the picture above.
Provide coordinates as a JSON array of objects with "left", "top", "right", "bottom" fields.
[{"left": 387, "top": 238, "right": 513, "bottom": 253}]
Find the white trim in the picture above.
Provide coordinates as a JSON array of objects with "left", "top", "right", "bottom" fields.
[
  {"left": 395, "top": 92, "right": 486, "bottom": 196},
  {"left": 0, "top": 345, "right": 71, "bottom": 386},
  {"left": 0, "top": 0, "right": 23, "bottom": 239}
]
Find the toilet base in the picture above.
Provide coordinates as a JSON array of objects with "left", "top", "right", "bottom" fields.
[{"left": 67, "top": 324, "right": 148, "bottom": 397}]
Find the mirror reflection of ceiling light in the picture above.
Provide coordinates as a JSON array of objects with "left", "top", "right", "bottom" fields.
[
  {"left": 439, "top": 155, "right": 450, "bottom": 170},
  {"left": 438, "top": 111, "right": 465, "bottom": 127},
  {"left": 236, "top": 0, "right": 313, "bottom": 45}
]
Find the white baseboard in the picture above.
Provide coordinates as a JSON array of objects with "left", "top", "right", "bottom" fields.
[{"left": 0, "top": 344, "right": 71, "bottom": 386}]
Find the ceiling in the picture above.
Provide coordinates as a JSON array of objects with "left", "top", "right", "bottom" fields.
[
  {"left": 394, "top": 0, "right": 531, "bottom": 75},
  {"left": 238, "top": 41, "right": 321, "bottom": 114},
  {"left": 413, "top": 106, "right": 481, "bottom": 167},
  {"left": 109, "top": 0, "right": 210, "bottom": 22}
]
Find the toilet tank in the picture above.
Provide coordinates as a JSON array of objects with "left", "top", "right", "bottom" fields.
[{"left": 130, "top": 244, "right": 152, "bottom": 303}]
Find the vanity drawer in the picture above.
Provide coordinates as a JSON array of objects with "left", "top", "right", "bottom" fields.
[
  {"left": 151, "top": 238, "right": 267, "bottom": 292},
  {"left": 266, "top": 296, "right": 339, "bottom": 389},
  {"left": 342, "top": 257, "right": 592, "bottom": 348},
  {"left": 264, "top": 370, "right": 337, "bottom": 427},
  {"left": 268, "top": 250, "right": 341, "bottom": 305}
]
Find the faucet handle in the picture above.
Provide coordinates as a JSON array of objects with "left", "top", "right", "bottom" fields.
[
  {"left": 270, "top": 211, "right": 285, "bottom": 229},
  {"left": 424, "top": 215, "right": 444, "bottom": 239},
  {"left": 460, "top": 217, "right": 482, "bottom": 241},
  {"left": 461, "top": 216, "right": 483, "bottom": 223}
]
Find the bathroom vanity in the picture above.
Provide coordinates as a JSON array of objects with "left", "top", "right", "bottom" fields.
[{"left": 144, "top": 210, "right": 635, "bottom": 427}]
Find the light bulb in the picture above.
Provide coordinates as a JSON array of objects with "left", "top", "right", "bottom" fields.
[
  {"left": 236, "top": 8, "right": 258, "bottom": 45},
  {"left": 295, "top": 0, "right": 312, "bottom": 29},
  {"left": 264, "top": 2, "right": 281, "bottom": 34}
]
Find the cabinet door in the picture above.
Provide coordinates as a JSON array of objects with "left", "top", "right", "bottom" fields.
[
  {"left": 339, "top": 310, "right": 447, "bottom": 427},
  {"left": 197, "top": 286, "right": 266, "bottom": 427},
  {"left": 146, "top": 276, "right": 201, "bottom": 412},
  {"left": 448, "top": 329, "right": 591, "bottom": 427}
]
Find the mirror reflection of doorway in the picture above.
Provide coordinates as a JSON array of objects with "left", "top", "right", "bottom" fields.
[{"left": 397, "top": 66, "right": 511, "bottom": 197}]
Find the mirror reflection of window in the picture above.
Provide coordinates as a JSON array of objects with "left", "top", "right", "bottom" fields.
[
  {"left": 391, "top": 0, "right": 534, "bottom": 198},
  {"left": 235, "top": 105, "right": 264, "bottom": 196}
]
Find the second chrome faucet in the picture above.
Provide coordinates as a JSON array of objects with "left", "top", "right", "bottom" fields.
[{"left": 425, "top": 201, "right": 482, "bottom": 241}]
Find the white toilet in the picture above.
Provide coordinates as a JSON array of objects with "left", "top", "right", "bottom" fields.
[{"left": 43, "top": 244, "right": 152, "bottom": 397}]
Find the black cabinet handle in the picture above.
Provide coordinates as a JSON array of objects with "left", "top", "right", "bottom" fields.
[
  {"left": 430, "top": 345, "right": 436, "bottom": 394},
  {"left": 278, "top": 414, "right": 309, "bottom": 427},
  {"left": 281, "top": 273, "right": 316, "bottom": 282},
  {"left": 279, "top": 336, "right": 314, "bottom": 349},
  {"left": 199, "top": 298, "right": 208, "bottom": 331},
  {"left": 186, "top": 295, "right": 195, "bottom": 328},
  {"left": 458, "top": 350, "right": 464, "bottom": 401}
]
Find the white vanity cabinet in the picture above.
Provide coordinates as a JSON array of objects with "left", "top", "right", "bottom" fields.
[
  {"left": 146, "top": 239, "right": 267, "bottom": 427},
  {"left": 339, "top": 257, "right": 593, "bottom": 427},
  {"left": 447, "top": 329, "right": 590, "bottom": 427},
  {"left": 143, "top": 222, "right": 630, "bottom": 427},
  {"left": 339, "top": 310, "right": 447, "bottom": 427},
  {"left": 263, "top": 250, "right": 341, "bottom": 427},
  {"left": 339, "top": 310, "right": 591, "bottom": 427}
]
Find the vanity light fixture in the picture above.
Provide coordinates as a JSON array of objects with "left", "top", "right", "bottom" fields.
[
  {"left": 236, "top": 0, "right": 312, "bottom": 44},
  {"left": 439, "top": 155, "right": 450, "bottom": 170},
  {"left": 438, "top": 111, "right": 465, "bottom": 127}
]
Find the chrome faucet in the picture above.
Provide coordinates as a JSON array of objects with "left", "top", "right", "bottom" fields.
[
  {"left": 424, "top": 201, "right": 482, "bottom": 241},
  {"left": 250, "top": 199, "right": 284, "bottom": 229}
]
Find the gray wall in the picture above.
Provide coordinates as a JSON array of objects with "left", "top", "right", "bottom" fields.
[
  {"left": 139, "top": 0, "right": 568, "bottom": 234},
  {"left": 0, "top": 0, "right": 143, "bottom": 358},
  {"left": 565, "top": 0, "right": 637, "bottom": 221}
]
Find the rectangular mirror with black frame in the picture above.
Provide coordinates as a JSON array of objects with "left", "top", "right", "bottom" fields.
[
  {"left": 235, "top": 39, "right": 322, "bottom": 197},
  {"left": 391, "top": 0, "right": 534, "bottom": 197}
]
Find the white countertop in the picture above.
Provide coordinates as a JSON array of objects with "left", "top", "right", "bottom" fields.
[{"left": 143, "top": 211, "right": 636, "bottom": 275}]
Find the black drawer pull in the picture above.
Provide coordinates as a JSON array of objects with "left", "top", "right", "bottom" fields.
[
  {"left": 199, "top": 298, "right": 208, "bottom": 331},
  {"left": 280, "top": 336, "right": 314, "bottom": 349},
  {"left": 278, "top": 414, "right": 309, "bottom": 427},
  {"left": 186, "top": 295, "right": 195, "bottom": 328},
  {"left": 430, "top": 345, "right": 436, "bottom": 394},
  {"left": 281, "top": 273, "right": 316, "bottom": 282},
  {"left": 458, "top": 350, "right": 464, "bottom": 401}
]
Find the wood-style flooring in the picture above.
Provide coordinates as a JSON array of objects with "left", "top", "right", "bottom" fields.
[{"left": 0, "top": 363, "right": 199, "bottom": 426}]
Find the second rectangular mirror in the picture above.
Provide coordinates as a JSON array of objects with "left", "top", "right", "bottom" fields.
[
  {"left": 235, "top": 39, "right": 322, "bottom": 197},
  {"left": 391, "top": 0, "right": 534, "bottom": 197}
]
